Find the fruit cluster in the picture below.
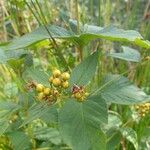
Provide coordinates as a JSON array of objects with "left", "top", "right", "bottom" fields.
[
  {"left": 49, "top": 69, "right": 70, "bottom": 89},
  {"left": 135, "top": 102, "right": 150, "bottom": 117},
  {"left": 35, "top": 69, "right": 70, "bottom": 103},
  {"left": 71, "top": 85, "right": 89, "bottom": 102},
  {"left": 27, "top": 69, "right": 89, "bottom": 103}
]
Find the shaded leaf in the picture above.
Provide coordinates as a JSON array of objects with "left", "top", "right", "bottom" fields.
[
  {"left": 0, "top": 101, "right": 21, "bottom": 120},
  {"left": 103, "top": 111, "right": 122, "bottom": 131},
  {"left": 7, "top": 131, "right": 31, "bottom": 150},
  {"left": 4, "top": 82, "right": 18, "bottom": 97},
  {"left": 107, "top": 131, "right": 122, "bottom": 150},
  {"left": 95, "top": 74, "right": 149, "bottom": 105},
  {"left": 33, "top": 127, "right": 61, "bottom": 145},
  {"left": 0, "top": 48, "right": 7, "bottom": 63},
  {"left": 3, "top": 24, "right": 149, "bottom": 50},
  {"left": 0, "top": 121, "right": 9, "bottom": 136},
  {"left": 109, "top": 46, "right": 141, "bottom": 62},
  {"left": 0, "top": 48, "right": 28, "bottom": 64},
  {"left": 59, "top": 95, "right": 107, "bottom": 150},
  {"left": 23, "top": 67, "right": 50, "bottom": 86},
  {"left": 21, "top": 103, "right": 58, "bottom": 127}
]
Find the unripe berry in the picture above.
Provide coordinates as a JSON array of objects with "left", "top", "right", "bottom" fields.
[
  {"left": 52, "top": 78, "right": 61, "bottom": 86},
  {"left": 141, "top": 113, "right": 145, "bottom": 117},
  {"left": 37, "top": 92, "right": 44, "bottom": 100},
  {"left": 62, "top": 81, "right": 69, "bottom": 88},
  {"left": 85, "top": 92, "right": 89, "bottom": 97},
  {"left": 43, "top": 88, "right": 51, "bottom": 95},
  {"left": 36, "top": 84, "right": 44, "bottom": 92},
  {"left": 52, "top": 69, "right": 61, "bottom": 77},
  {"left": 49, "top": 76, "right": 53, "bottom": 83},
  {"left": 61, "top": 72, "right": 70, "bottom": 80},
  {"left": 74, "top": 92, "right": 82, "bottom": 99}
]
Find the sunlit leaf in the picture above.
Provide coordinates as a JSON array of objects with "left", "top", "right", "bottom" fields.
[
  {"left": 119, "top": 127, "right": 138, "bottom": 150},
  {"left": 3, "top": 23, "right": 149, "bottom": 50}
]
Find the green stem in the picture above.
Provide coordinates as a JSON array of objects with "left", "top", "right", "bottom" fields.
[
  {"left": 25, "top": 0, "right": 70, "bottom": 71},
  {"left": 98, "top": 0, "right": 101, "bottom": 26},
  {"left": 75, "top": 0, "right": 80, "bottom": 34}
]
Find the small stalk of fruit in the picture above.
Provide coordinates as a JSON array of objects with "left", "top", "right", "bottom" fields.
[
  {"left": 26, "top": 68, "right": 89, "bottom": 104},
  {"left": 134, "top": 102, "right": 150, "bottom": 117}
]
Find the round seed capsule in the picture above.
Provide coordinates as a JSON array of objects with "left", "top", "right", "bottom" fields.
[
  {"left": 37, "top": 92, "right": 44, "bottom": 100},
  {"left": 43, "top": 88, "right": 51, "bottom": 95},
  {"left": 52, "top": 78, "right": 61, "bottom": 86},
  {"left": 36, "top": 84, "right": 44, "bottom": 92},
  {"left": 61, "top": 72, "right": 70, "bottom": 80},
  {"left": 62, "top": 81, "right": 69, "bottom": 88},
  {"left": 49, "top": 76, "right": 53, "bottom": 83},
  {"left": 74, "top": 92, "right": 82, "bottom": 99},
  {"left": 52, "top": 69, "right": 61, "bottom": 77}
]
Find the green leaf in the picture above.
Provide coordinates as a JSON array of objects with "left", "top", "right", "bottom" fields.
[
  {"left": 0, "top": 48, "right": 28, "bottom": 64},
  {"left": 59, "top": 95, "right": 107, "bottom": 150},
  {"left": 21, "top": 103, "right": 58, "bottom": 127},
  {"left": 119, "top": 127, "right": 138, "bottom": 150},
  {"left": 95, "top": 74, "right": 149, "bottom": 105},
  {"left": 23, "top": 67, "right": 50, "bottom": 86},
  {"left": 33, "top": 127, "right": 61, "bottom": 145},
  {"left": 0, "top": 48, "right": 7, "bottom": 63},
  {"left": 0, "top": 101, "right": 20, "bottom": 110},
  {"left": 134, "top": 39, "right": 150, "bottom": 49},
  {"left": 104, "top": 112, "right": 122, "bottom": 150},
  {"left": 107, "top": 131, "right": 122, "bottom": 150},
  {"left": 0, "top": 101, "right": 21, "bottom": 120},
  {"left": 0, "top": 121, "right": 9, "bottom": 136},
  {"left": 5, "top": 25, "right": 72, "bottom": 50},
  {"left": 69, "top": 51, "right": 98, "bottom": 86},
  {"left": 4, "top": 82, "right": 18, "bottom": 97},
  {"left": 7, "top": 131, "right": 31, "bottom": 150},
  {"left": 3, "top": 23, "right": 149, "bottom": 50},
  {"left": 109, "top": 46, "right": 141, "bottom": 62},
  {"left": 103, "top": 111, "right": 122, "bottom": 131}
]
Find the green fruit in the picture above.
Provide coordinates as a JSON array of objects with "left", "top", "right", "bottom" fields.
[
  {"left": 61, "top": 72, "right": 70, "bottom": 80},
  {"left": 36, "top": 84, "right": 44, "bottom": 92},
  {"left": 52, "top": 78, "right": 61, "bottom": 86},
  {"left": 37, "top": 92, "right": 44, "bottom": 100},
  {"left": 62, "top": 81, "right": 69, "bottom": 88},
  {"left": 43, "top": 88, "right": 51, "bottom": 95},
  {"left": 52, "top": 69, "right": 61, "bottom": 77}
]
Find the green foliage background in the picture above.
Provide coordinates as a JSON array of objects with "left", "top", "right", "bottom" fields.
[{"left": 0, "top": 0, "right": 150, "bottom": 150}]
